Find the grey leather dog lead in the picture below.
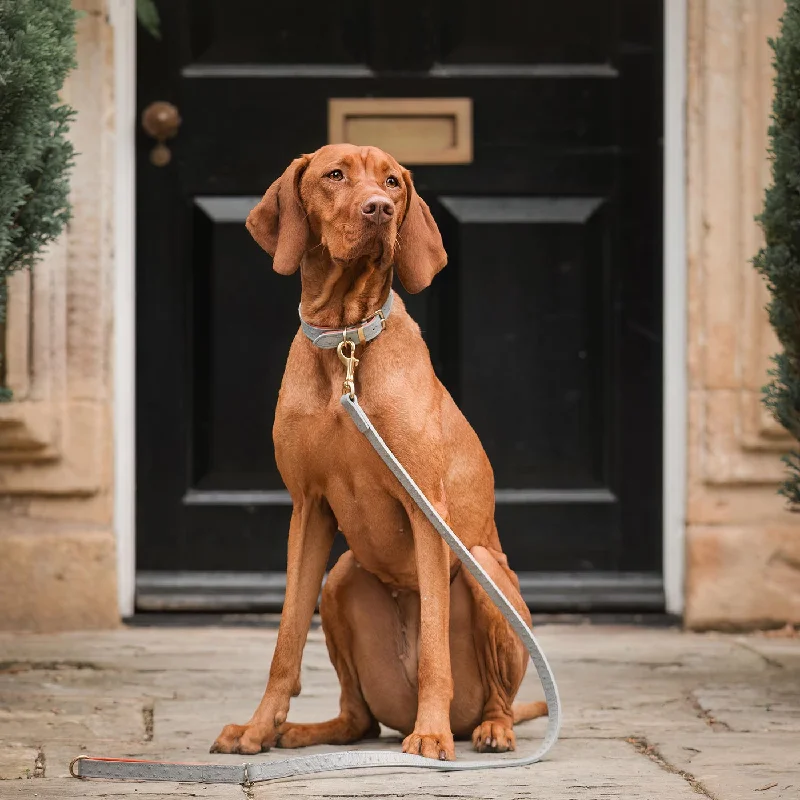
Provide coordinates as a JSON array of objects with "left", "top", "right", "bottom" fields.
[
  {"left": 300, "top": 291, "right": 394, "bottom": 348},
  {"left": 70, "top": 307, "right": 562, "bottom": 786}
]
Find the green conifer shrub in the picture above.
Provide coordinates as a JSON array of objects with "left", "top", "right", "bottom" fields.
[
  {"left": 754, "top": 1, "right": 800, "bottom": 507},
  {"left": 0, "top": 0, "right": 77, "bottom": 399}
]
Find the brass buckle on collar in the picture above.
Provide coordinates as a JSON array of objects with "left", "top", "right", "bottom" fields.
[{"left": 354, "top": 308, "right": 386, "bottom": 345}]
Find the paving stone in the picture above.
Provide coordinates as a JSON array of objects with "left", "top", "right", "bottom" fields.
[
  {"left": 0, "top": 694, "right": 144, "bottom": 744},
  {"left": 734, "top": 634, "right": 800, "bottom": 671},
  {"left": 250, "top": 738, "right": 701, "bottom": 800},
  {"left": 0, "top": 624, "right": 797, "bottom": 799},
  {"left": 655, "top": 732, "right": 800, "bottom": 800},
  {"left": 0, "top": 743, "right": 40, "bottom": 780},
  {"left": 691, "top": 680, "right": 800, "bottom": 733}
]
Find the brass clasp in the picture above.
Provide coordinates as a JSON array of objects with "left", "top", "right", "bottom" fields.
[{"left": 336, "top": 339, "right": 359, "bottom": 398}]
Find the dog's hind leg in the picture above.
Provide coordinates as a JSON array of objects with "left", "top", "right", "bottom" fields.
[
  {"left": 275, "top": 551, "right": 381, "bottom": 748},
  {"left": 464, "top": 544, "right": 546, "bottom": 754}
]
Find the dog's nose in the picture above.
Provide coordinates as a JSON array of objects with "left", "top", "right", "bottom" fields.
[{"left": 361, "top": 195, "right": 394, "bottom": 223}]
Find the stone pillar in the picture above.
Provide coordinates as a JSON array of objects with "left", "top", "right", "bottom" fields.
[
  {"left": 685, "top": 0, "right": 800, "bottom": 629},
  {"left": 0, "top": 0, "right": 119, "bottom": 631}
]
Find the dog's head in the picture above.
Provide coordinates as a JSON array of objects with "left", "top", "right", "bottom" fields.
[{"left": 246, "top": 144, "right": 447, "bottom": 293}]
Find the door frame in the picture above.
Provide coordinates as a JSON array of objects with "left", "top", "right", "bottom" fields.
[
  {"left": 112, "top": 0, "right": 137, "bottom": 618},
  {"left": 662, "top": 0, "right": 687, "bottom": 616},
  {"left": 113, "top": 0, "right": 688, "bottom": 618}
]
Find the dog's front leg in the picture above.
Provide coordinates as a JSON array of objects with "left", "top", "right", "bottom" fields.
[
  {"left": 210, "top": 498, "right": 336, "bottom": 755},
  {"left": 402, "top": 497, "right": 456, "bottom": 761}
]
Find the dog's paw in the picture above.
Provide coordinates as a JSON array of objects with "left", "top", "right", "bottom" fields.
[
  {"left": 471, "top": 720, "right": 516, "bottom": 753},
  {"left": 209, "top": 722, "right": 277, "bottom": 755},
  {"left": 402, "top": 731, "right": 455, "bottom": 761},
  {"left": 274, "top": 721, "right": 324, "bottom": 749}
]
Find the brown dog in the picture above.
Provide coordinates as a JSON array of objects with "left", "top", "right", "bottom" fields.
[{"left": 210, "top": 144, "right": 547, "bottom": 762}]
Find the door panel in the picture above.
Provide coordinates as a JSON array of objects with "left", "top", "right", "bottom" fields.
[
  {"left": 439, "top": 197, "right": 609, "bottom": 488},
  {"left": 136, "top": 0, "right": 664, "bottom": 610}
]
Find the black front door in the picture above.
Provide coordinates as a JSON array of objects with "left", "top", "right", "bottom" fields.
[{"left": 136, "top": 0, "right": 664, "bottom": 611}]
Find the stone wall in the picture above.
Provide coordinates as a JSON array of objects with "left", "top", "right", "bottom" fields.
[
  {"left": 0, "top": 0, "right": 119, "bottom": 631},
  {"left": 684, "top": 0, "right": 800, "bottom": 629}
]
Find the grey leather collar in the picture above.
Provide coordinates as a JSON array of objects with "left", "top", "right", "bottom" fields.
[{"left": 299, "top": 291, "right": 394, "bottom": 349}]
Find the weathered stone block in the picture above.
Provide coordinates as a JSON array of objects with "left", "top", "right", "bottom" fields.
[
  {"left": 685, "top": 523, "right": 800, "bottom": 630},
  {"left": 0, "top": 525, "right": 119, "bottom": 632}
]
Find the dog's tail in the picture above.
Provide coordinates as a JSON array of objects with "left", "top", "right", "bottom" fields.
[{"left": 512, "top": 701, "right": 548, "bottom": 724}]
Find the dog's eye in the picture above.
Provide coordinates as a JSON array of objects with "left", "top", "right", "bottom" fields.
[
  {"left": 327, "top": 169, "right": 344, "bottom": 181},
  {"left": 386, "top": 176, "right": 399, "bottom": 188}
]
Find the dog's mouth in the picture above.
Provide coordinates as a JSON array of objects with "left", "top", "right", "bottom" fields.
[{"left": 325, "top": 224, "right": 395, "bottom": 268}]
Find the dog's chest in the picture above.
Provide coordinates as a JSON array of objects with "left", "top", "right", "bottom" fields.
[{"left": 276, "top": 388, "right": 421, "bottom": 585}]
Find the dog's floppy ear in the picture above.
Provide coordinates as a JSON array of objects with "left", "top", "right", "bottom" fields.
[
  {"left": 395, "top": 168, "right": 447, "bottom": 293},
  {"left": 246, "top": 155, "right": 310, "bottom": 275}
]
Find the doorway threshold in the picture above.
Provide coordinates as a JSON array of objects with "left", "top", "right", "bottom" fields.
[{"left": 136, "top": 571, "right": 665, "bottom": 613}]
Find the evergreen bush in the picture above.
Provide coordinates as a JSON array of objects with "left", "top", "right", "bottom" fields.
[
  {"left": 0, "top": 0, "right": 77, "bottom": 400},
  {"left": 754, "top": 0, "right": 800, "bottom": 507}
]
